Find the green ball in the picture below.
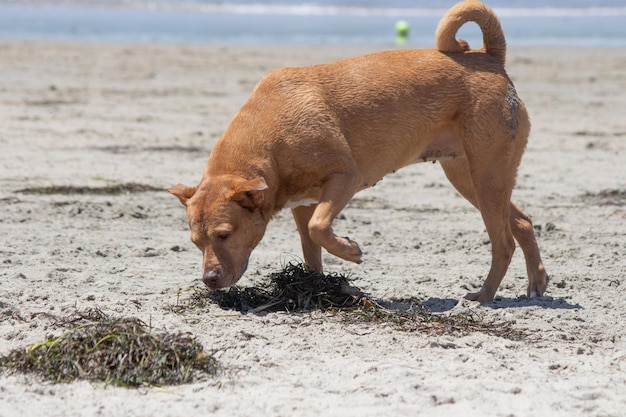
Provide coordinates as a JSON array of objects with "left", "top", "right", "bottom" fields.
[{"left": 395, "top": 20, "right": 410, "bottom": 37}]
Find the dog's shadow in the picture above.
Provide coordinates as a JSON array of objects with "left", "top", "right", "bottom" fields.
[
  {"left": 483, "top": 295, "right": 583, "bottom": 310},
  {"left": 416, "top": 296, "right": 583, "bottom": 312}
]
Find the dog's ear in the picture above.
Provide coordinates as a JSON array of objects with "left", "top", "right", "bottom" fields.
[
  {"left": 168, "top": 184, "right": 197, "bottom": 206},
  {"left": 231, "top": 177, "right": 268, "bottom": 211}
]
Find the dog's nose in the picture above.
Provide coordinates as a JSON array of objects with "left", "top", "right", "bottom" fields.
[{"left": 202, "top": 270, "right": 220, "bottom": 289}]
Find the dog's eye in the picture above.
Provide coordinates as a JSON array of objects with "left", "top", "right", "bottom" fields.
[
  {"left": 216, "top": 232, "right": 230, "bottom": 241},
  {"left": 213, "top": 226, "right": 233, "bottom": 242}
]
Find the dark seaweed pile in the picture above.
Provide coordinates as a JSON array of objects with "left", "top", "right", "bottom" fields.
[
  {"left": 207, "top": 262, "right": 364, "bottom": 313},
  {"left": 175, "top": 262, "right": 526, "bottom": 340}
]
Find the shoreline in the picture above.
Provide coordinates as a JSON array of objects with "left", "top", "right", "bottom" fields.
[{"left": 1, "top": 5, "right": 626, "bottom": 47}]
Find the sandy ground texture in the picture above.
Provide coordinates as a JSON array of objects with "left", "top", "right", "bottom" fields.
[{"left": 0, "top": 41, "right": 625, "bottom": 417}]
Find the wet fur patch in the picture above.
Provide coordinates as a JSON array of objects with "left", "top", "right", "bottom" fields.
[{"left": 502, "top": 83, "right": 521, "bottom": 140}]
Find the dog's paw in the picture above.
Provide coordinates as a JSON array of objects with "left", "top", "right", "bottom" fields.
[
  {"left": 341, "top": 236, "right": 363, "bottom": 264},
  {"left": 527, "top": 273, "right": 549, "bottom": 299},
  {"left": 464, "top": 291, "right": 494, "bottom": 304}
]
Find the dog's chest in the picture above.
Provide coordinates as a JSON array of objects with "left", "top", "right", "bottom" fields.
[{"left": 284, "top": 198, "right": 319, "bottom": 209}]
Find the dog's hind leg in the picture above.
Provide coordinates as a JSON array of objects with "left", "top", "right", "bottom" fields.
[
  {"left": 307, "top": 172, "right": 364, "bottom": 264},
  {"left": 465, "top": 185, "right": 516, "bottom": 303},
  {"left": 292, "top": 205, "right": 323, "bottom": 273},
  {"left": 509, "top": 202, "right": 549, "bottom": 298},
  {"left": 441, "top": 158, "right": 548, "bottom": 301},
  {"left": 440, "top": 156, "right": 515, "bottom": 303}
]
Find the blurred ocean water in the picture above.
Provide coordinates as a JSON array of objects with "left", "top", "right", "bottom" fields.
[{"left": 0, "top": 0, "right": 625, "bottom": 46}]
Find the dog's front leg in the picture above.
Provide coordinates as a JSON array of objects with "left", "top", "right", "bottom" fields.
[
  {"left": 307, "top": 173, "right": 363, "bottom": 264},
  {"left": 292, "top": 205, "right": 323, "bottom": 273}
]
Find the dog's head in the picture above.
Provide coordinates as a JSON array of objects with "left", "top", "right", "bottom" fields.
[{"left": 168, "top": 175, "right": 269, "bottom": 290}]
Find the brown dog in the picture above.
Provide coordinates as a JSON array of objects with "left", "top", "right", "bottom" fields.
[{"left": 169, "top": 0, "right": 548, "bottom": 303}]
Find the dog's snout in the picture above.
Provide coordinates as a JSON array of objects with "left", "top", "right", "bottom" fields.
[{"left": 202, "top": 270, "right": 220, "bottom": 289}]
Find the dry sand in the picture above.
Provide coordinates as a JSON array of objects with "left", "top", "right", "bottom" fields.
[{"left": 0, "top": 41, "right": 625, "bottom": 416}]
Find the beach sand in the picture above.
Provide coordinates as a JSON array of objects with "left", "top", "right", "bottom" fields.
[{"left": 0, "top": 41, "right": 625, "bottom": 416}]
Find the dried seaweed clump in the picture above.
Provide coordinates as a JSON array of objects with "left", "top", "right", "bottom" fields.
[
  {"left": 343, "top": 301, "right": 527, "bottom": 340},
  {"left": 581, "top": 188, "right": 626, "bottom": 206},
  {"left": 206, "top": 262, "right": 365, "bottom": 313},
  {"left": 0, "top": 309, "right": 219, "bottom": 387},
  {"left": 15, "top": 183, "right": 162, "bottom": 196}
]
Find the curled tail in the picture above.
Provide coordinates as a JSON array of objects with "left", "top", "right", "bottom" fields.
[{"left": 435, "top": 0, "right": 506, "bottom": 66}]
